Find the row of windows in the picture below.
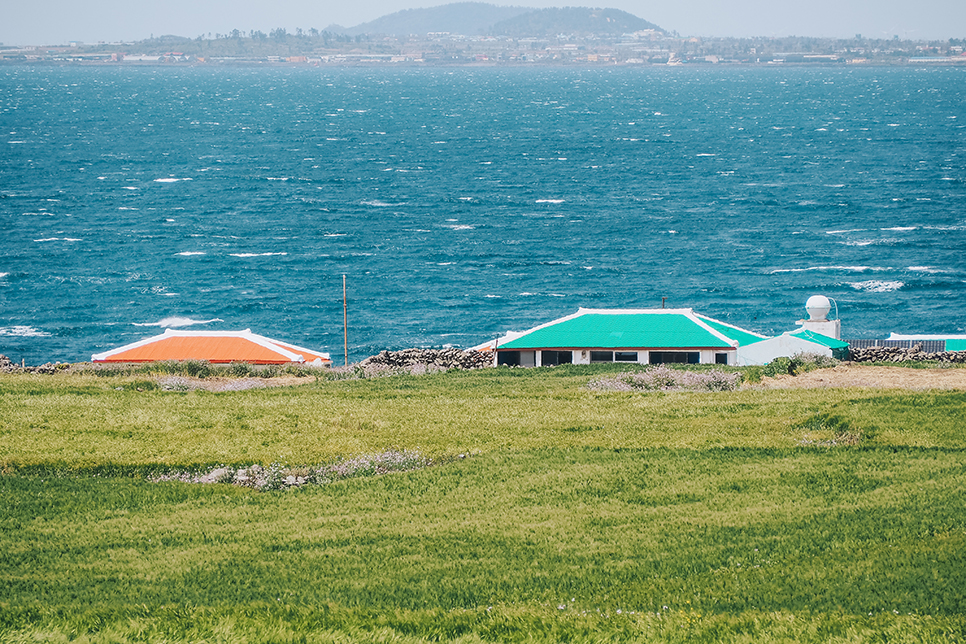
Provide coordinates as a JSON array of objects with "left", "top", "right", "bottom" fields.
[{"left": 498, "top": 350, "right": 730, "bottom": 366}]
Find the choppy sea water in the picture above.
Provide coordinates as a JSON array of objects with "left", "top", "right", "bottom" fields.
[{"left": 1, "top": 64, "right": 964, "bottom": 364}]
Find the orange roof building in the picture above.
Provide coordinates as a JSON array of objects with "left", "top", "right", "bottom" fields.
[{"left": 91, "top": 329, "right": 332, "bottom": 365}]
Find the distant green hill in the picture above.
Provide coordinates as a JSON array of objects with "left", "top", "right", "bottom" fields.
[
  {"left": 328, "top": 2, "right": 535, "bottom": 37},
  {"left": 493, "top": 7, "right": 664, "bottom": 37},
  {"left": 329, "top": 3, "right": 663, "bottom": 38}
]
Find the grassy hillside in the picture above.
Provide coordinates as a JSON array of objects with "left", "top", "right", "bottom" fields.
[{"left": 1, "top": 367, "right": 965, "bottom": 642}]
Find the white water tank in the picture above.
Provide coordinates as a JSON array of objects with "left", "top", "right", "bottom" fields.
[
  {"left": 799, "top": 295, "right": 841, "bottom": 340},
  {"left": 805, "top": 295, "right": 832, "bottom": 321}
]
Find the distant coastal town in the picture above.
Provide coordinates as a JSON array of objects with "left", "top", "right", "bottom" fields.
[{"left": 2, "top": 3, "right": 964, "bottom": 67}]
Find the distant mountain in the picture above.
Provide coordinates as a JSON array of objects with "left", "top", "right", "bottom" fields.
[
  {"left": 326, "top": 3, "right": 663, "bottom": 38},
  {"left": 492, "top": 7, "right": 663, "bottom": 36},
  {"left": 327, "top": 3, "right": 535, "bottom": 37}
]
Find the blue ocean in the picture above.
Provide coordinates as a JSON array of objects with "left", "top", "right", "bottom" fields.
[{"left": 1, "top": 65, "right": 964, "bottom": 365}]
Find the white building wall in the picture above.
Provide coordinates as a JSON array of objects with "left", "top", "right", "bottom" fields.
[{"left": 737, "top": 334, "right": 832, "bottom": 366}]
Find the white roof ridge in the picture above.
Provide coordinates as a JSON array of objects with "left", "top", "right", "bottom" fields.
[
  {"left": 578, "top": 307, "right": 694, "bottom": 314},
  {"left": 685, "top": 310, "right": 740, "bottom": 347},
  {"left": 694, "top": 313, "right": 770, "bottom": 339}
]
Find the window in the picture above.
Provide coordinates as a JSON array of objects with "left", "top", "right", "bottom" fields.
[
  {"left": 650, "top": 352, "right": 700, "bottom": 365},
  {"left": 542, "top": 350, "right": 573, "bottom": 366},
  {"left": 715, "top": 353, "right": 729, "bottom": 365},
  {"left": 615, "top": 351, "right": 639, "bottom": 362},
  {"left": 498, "top": 351, "right": 521, "bottom": 366},
  {"left": 590, "top": 351, "right": 613, "bottom": 363}
]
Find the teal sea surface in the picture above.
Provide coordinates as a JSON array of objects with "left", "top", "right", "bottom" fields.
[{"left": 1, "top": 65, "right": 964, "bottom": 364}]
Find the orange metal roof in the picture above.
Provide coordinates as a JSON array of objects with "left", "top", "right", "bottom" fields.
[{"left": 92, "top": 330, "right": 331, "bottom": 364}]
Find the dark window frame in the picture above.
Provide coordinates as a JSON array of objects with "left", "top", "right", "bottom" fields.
[{"left": 649, "top": 351, "right": 701, "bottom": 365}]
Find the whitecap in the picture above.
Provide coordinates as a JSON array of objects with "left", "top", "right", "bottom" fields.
[
  {"left": 447, "top": 225, "right": 475, "bottom": 230},
  {"left": 176, "top": 251, "right": 205, "bottom": 256},
  {"left": 154, "top": 177, "right": 192, "bottom": 183},
  {"left": 324, "top": 233, "right": 347, "bottom": 237},
  {"left": 133, "top": 317, "right": 224, "bottom": 328},
  {"left": 0, "top": 326, "right": 50, "bottom": 337},
  {"left": 882, "top": 226, "right": 917, "bottom": 231},
  {"left": 484, "top": 294, "right": 502, "bottom": 298},
  {"left": 908, "top": 266, "right": 945, "bottom": 273},
  {"left": 770, "top": 265, "right": 890, "bottom": 274},
  {"left": 229, "top": 252, "right": 288, "bottom": 257},
  {"left": 841, "top": 240, "right": 875, "bottom": 247},
  {"left": 0, "top": 272, "right": 8, "bottom": 278},
  {"left": 849, "top": 280, "right": 903, "bottom": 293},
  {"left": 361, "top": 200, "right": 404, "bottom": 207},
  {"left": 826, "top": 229, "right": 867, "bottom": 234},
  {"left": 695, "top": 153, "right": 716, "bottom": 157},
  {"left": 536, "top": 199, "right": 565, "bottom": 204},
  {"left": 34, "top": 237, "right": 81, "bottom": 242}
]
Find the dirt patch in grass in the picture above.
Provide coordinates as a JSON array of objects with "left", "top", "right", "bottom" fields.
[{"left": 757, "top": 363, "right": 966, "bottom": 390}]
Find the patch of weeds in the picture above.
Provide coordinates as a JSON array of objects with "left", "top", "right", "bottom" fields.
[
  {"left": 588, "top": 365, "right": 742, "bottom": 392},
  {"left": 796, "top": 411, "right": 872, "bottom": 446},
  {"left": 560, "top": 425, "right": 603, "bottom": 433},
  {"left": 147, "top": 449, "right": 433, "bottom": 491}
]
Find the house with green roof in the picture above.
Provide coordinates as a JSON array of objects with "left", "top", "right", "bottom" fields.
[{"left": 480, "top": 308, "right": 769, "bottom": 367}]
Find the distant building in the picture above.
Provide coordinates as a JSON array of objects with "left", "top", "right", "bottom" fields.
[
  {"left": 92, "top": 329, "right": 331, "bottom": 365},
  {"left": 478, "top": 308, "right": 768, "bottom": 367}
]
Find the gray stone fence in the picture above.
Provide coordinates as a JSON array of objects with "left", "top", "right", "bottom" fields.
[
  {"left": 848, "top": 344, "right": 966, "bottom": 363},
  {"left": 359, "top": 348, "right": 493, "bottom": 370}
]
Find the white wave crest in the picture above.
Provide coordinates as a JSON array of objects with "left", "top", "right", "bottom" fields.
[
  {"left": 361, "top": 200, "right": 404, "bottom": 207},
  {"left": 133, "top": 317, "right": 224, "bottom": 328},
  {"left": 770, "top": 265, "right": 891, "bottom": 274},
  {"left": 848, "top": 280, "right": 904, "bottom": 293},
  {"left": 34, "top": 237, "right": 81, "bottom": 242},
  {"left": 229, "top": 252, "right": 288, "bottom": 257},
  {"left": 176, "top": 251, "right": 206, "bottom": 256},
  {"left": 0, "top": 326, "right": 50, "bottom": 337},
  {"left": 154, "top": 177, "right": 192, "bottom": 183},
  {"left": 536, "top": 199, "right": 565, "bottom": 204}
]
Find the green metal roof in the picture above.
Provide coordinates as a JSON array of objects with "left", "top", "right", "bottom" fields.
[
  {"left": 498, "top": 310, "right": 764, "bottom": 350},
  {"left": 789, "top": 329, "right": 850, "bottom": 349},
  {"left": 697, "top": 316, "right": 768, "bottom": 346}
]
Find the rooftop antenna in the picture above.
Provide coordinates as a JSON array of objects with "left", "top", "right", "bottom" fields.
[
  {"left": 661, "top": 296, "right": 667, "bottom": 309},
  {"left": 343, "top": 274, "right": 348, "bottom": 367}
]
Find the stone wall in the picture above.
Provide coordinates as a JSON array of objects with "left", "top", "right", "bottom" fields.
[
  {"left": 849, "top": 344, "right": 966, "bottom": 363},
  {"left": 359, "top": 348, "right": 493, "bottom": 370}
]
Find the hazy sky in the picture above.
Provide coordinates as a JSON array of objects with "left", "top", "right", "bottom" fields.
[{"left": 3, "top": 0, "right": 963, "bottom": 46}]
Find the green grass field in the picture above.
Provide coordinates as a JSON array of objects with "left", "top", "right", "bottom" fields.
[{"left": 1, "top": 367, "right": 965, "bottom": 642}]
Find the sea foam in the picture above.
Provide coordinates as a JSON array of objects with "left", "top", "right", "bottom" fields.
[
  {"left": 133, "top": 317, "right": 224, "bottom": 328},
  {"left": 0, "top": 326, "right": 50, "bottom": 337}
]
